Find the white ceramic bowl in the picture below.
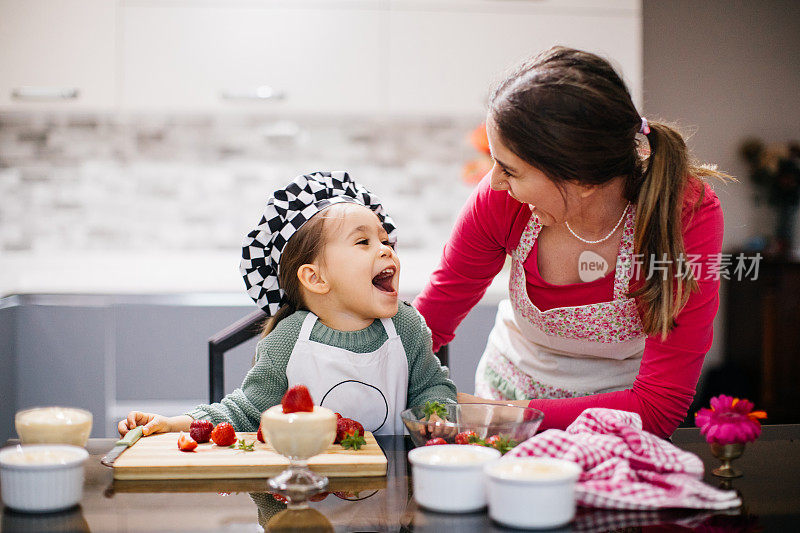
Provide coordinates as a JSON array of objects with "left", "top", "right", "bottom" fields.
[
  {"left": 408, "top": 444, "right": 501, "bottom": 513},
  {"left": 486, "top": 457, "right": 582, "bottom": 529},
  {"left": 15, "top": 407, "right": 93, "bottom": 447},
  {"left": 0, "top": 444, "right": 89, "bottom": 513}
]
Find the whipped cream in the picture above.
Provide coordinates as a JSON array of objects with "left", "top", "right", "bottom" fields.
[
  {"left": 260, "top": 405, "right": 337, "bottom": 460},
  {"left": 15, "top": 407, "right": 92, "bottom": 446}
]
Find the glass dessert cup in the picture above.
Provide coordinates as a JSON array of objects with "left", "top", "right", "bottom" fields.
[{"left": 260, "top": 405, "right": 337, "bottom": 508}]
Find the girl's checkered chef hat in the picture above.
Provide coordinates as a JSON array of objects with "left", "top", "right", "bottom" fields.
[{"left": 240, "top": 171, "right": 398, "bottom": 316}]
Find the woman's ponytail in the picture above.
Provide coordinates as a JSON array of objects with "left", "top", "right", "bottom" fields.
[{"left": 630, "top": 121, "right": 727, "bottom": 339}]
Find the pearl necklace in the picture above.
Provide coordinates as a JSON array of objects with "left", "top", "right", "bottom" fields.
[{"left": 564, "top": 202, "right": 630, "bottom": 245}]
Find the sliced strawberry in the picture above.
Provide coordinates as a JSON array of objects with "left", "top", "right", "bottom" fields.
[
  {"left": 425, "top": 437, "right": 447, "bottom": 446},
  {"left": 189, "top": 419, "right": 214, "bottom": 443},
  {"left": 210, "top": 422, "right": 236, "bottom": 447},
  {"left": 256, "top": 423, "right": 265, "bottom": 443},
  {"left": 335, "top": 412, "right": 343, "bottom": 420},
  {"left": 272, "top": 493, "right": 288, "bottom": 504},
  {"left": 177, "top": 432, "right": 198, "bottom": 452},
  {"left": 281, "top": 385, "right": 314, "bottom": 413},
  {"left": 455, "top": 430, "right": 477, "bottom": 445}
]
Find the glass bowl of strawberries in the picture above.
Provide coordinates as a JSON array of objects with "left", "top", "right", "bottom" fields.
[{"left": 400, "top": 402, "right": 544, "bottom": 454}]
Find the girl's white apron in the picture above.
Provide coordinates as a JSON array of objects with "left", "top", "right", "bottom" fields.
[
  {"left": 476, "top": 208, "right": 647, "bottom": 399},
  {"left": 286, "top": 312, "right": 408, "bottom": 435}
]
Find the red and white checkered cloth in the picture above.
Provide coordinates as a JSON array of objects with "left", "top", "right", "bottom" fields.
[{"left": 506, "top": 408, "right": 742, "bottom": 510}]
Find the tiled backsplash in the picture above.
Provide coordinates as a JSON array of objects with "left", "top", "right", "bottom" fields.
[{"left": 0, "top": 112, "right": 481, "bottom": 256}]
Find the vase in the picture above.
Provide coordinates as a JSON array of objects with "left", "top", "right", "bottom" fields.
[{"left": 710, "top": 442, "right": 745, "bottom": 478}]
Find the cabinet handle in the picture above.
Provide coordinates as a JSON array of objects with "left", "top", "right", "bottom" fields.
[
  {"left": 12, "top": 87, "right": 79, "bottom": 100},
  {"left": 220, "top": 86, "right": 286, "bottom": 101}
]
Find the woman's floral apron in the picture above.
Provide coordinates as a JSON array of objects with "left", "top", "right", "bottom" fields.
[{"left": 475, "top": 208, "right": 647, "bottom": 400}]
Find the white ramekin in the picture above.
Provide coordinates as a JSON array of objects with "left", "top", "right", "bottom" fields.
[
  {"left": 0, "top": 445, "right": 89, "bottom": 513},
  {"left": 486, "top": 457, "right": 582, "bottom": 529},
  {"left": 408, "top": 444, "right": 501, "bottom": 513}
]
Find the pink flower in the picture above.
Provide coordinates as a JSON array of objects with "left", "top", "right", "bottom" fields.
[{"left": 695, "top": 395, "right": 767, "bottom": 444}]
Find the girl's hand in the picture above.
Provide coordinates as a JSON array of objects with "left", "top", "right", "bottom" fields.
[
  {"left": 425, "top": 412, "right": 457, "bottom": 439},
  {"left": 118, "top": 411, "right": 171, "bottom": 437}
]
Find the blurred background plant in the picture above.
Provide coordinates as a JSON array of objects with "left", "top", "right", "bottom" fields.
[
  {"left": 738, "top": 138, "right": 800, "bottom": 257},
  {"left": 461, "top": 122, "right": 492, "bottom": 185}
]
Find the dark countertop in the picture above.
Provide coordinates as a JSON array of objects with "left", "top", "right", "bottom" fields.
[{"left": 2, "top": 425, "right": 799, "bottom": 532}]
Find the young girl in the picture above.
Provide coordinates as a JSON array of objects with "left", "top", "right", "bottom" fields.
[
  {"left": 414, "top": 46, "right": 730, "bottom": 438},
  {"left": 119, "top": 171, "right": 456, "bottom": 437}
]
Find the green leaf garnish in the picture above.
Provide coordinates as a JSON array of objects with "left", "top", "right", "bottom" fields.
[
  {"left": 230, "top": 438, "right": 255, "bottom": 452},
  {"left": 423, "top": 401, "right": 448, "bottom": 421},
  {"left": 488, "top": 435, "right": 519, "bottom": 455},
  {"left": 341, "top": 429, "right": 366, "bottom": 451}
]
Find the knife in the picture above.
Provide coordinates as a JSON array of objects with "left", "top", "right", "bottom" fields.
[{"left": 101, "top": 426, "right": 144, "bottom": 467}]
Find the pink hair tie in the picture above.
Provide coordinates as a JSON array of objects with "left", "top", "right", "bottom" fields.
[{"left": 639, "top": 117, "right": 650, "bottom": 136}]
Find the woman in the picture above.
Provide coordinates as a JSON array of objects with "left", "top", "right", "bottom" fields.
[{"left": 413, "top": 47, "right": 728, "bottom": 438}]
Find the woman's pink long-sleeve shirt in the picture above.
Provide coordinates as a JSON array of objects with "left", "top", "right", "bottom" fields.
[{"left": 413, "top": 175, "right": 724, "bottom": 437}]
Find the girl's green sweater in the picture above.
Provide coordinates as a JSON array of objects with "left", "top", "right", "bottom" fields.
[{"left": 187, "top": 302, "right": 456, "bottom": 431}]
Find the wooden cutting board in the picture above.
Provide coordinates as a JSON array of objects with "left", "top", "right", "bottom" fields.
[{"left": 112, "top": 431, "right": 387, "bottom": 480}]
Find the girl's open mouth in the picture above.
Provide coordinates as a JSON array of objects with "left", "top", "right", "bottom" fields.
[{"left": 372, "top": 267, "right": 396, "bottom": 293}]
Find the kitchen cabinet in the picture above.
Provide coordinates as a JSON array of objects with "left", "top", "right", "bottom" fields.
[
  {"left": 120, "top": 2, "right": 387, "bottom": 113},
  {"left": 0, "top": 0, "right": 116, "bottom": 110},
  {"left": 387, "top": 0, "right": 642, "bottom": 115},
  {"left": 1, "top": 295, "right": 259, "bottom": 441},
  {"left": 12, "top": 302, "right": 109, "bottom": 441},
  {"left": 721, "top": 257, "right": 800, "bottom": 424},
  {"left": 0, "top": 0, "right": 641, "bottom": 115}
]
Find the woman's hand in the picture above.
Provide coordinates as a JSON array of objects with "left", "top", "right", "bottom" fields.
[
  {"left": 458, "top": 392, "right": 500, "bottom": 404},
  {"left": 118, "top": 411, "right": 172, "bottom": 437},
  {"left": 457, "top": 392, "right": 532, "bottom": 408}
]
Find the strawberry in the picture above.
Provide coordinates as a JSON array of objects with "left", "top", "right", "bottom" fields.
[
  {"left": 177, "top": 432, "right": 198, "bottom": 452},
  {"left": 335, "top": 418, "right": 364, "bottom": 444},
  {"left": 256, "top": 423, "right": 265, "bottom": 443},
  {"left": 210, "top": 422, "right": 236, "bottom": 446},
  {"left": 309, "top": 491, "right": 329, "bottom": 502},
  {"left": 272, "top": 493, "right": 288, "bottom": 504},
  {"left": 281, "top": 384, "right": 314, "bottom": 414},
  {"left": 341, "top": 429, "right": 366, "bottom": 451},
  {"left": 485, "top": 435, "right": 501, "bottom": 447},
  {"left": 455, "top": 430, "right": 477, "bottom": 445},
  {"left": 335, "top": 412, "right": 343, "bottom": 420},
  {"left": 425, "top": 437, "right": 447, "bottom": 446},
  {"left": 189, "top": 419, "right": 214, "bottom": 443},
  {"left": 485, "top": 434, "right": 518, "bottom": 454}
]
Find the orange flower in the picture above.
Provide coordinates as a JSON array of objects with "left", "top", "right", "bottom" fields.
[{"left": 470, "top": 123, "right": 490, "bottom": 155}]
